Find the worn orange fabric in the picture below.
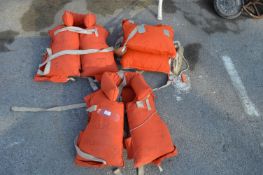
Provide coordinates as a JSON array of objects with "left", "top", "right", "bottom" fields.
[
  {"left": 120, "top": 19, "right": 176, "bottom": 74},
  {"left": 34, "top": 25, "right": 80, "bottom": 83},
  {"left": 121, "top": 49, "right": 170, "bottom": 74},
  {"left": 80, "top": 25, "right": 118, "bottom": 77}
]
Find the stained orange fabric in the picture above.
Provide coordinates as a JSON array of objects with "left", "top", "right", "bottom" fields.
[
  {"left": 75, "top": 91, "right": 124, "bottom": 167},
  {"left": 80, "top": 25, "right": 118, "bottom": 77},
  {"left": 120, "top": 19, "right": 176, "bottom": 74},
  {"left": 121, "top": 49, "right": 170, "bottom": 74},
  {"left": 34, "top": 25, "right": 80, "bottom": 83},
  {"left": 125, "top": 73, "right": 178, "bottom": 167}
]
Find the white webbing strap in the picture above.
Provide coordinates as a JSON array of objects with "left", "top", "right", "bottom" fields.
[
  {"left": 121, "top": 24, "right": 145, "bottom": 53},
  {"left": 163, "top": 29, "right": 170, "bottom": 37},
  {"left": 74, "top": 137, "right": 106, "bottom": 164},
  {"left": 117, "top": 71, "right": 127, "bottom": 101},
  {"left": 39, "top": 47, "right": 113, "bottom": 68},
  {"left": 54, "top": 26, "right": 98, "bottom": 36},
  {"left": 136, "top": 101, "right": 145, "bottom": 108},
  {"left": 11, "top": 103, "right": 86, "bottom": 112},
  {"left": 117, "top": 70, "right": 125, "bottom": 78},
  {"left": 46, "top": 47, "right": 52, "bottom": 55},
  {"left": 158, "top": 165, "right": 164, "bottom": 172},
  {"left": 136, "top": 95, "right": 151, "bottom": 111},
  {"left": 113, "top": 168, "right": 123, "bottom": 175},
  {"left": 87, "top": 77, "right": 99, "bottom": 91},
  {"left": 37, "top": 47, "right": 113, "bottom": 76},
  {"left": 137, "top": 166, "right": 144, "bottom": 175},
  {"left": 86, "top": 105, "right": 97, "bottom": 112},
  {"left": 145, "top": 98, "right": 151, "bottom": 111},
  {"left": 37, "top": 48, "right": 52, "bottom": 76}
]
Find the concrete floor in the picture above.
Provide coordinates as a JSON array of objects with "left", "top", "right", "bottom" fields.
[{"left": 0, "top": 0, "right": 263, "bottom": 175}]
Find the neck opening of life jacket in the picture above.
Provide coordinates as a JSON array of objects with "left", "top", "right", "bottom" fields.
[
  {"left": 75, "top": 71, "right": 178, "bottom": 169},
  {"left": 34, "top": 11, "right": 118, "bottom": 83},
  {"left": 115, "top": 19, "right": 190, "bottom": 91}
]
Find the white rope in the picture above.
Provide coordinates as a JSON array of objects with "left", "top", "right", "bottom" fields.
[
  {"left": 153, "top": 41, "right": 190, "bottom": 92},
  {"left": 130, "top": 111, "right": 157, "bottom": 132},
  {"left": 145, "top": 98, "right": 152, "bottom": 111}
]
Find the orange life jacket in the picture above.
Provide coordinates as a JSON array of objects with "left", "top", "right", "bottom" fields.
[
  {"left": 75, "top": 72, "right": 125, "bottom": 168},
  {"left": 119, "top": 19, "right": 177, "bottom": 74},
  {"left": 34, "top": 11, "right": 118, "bottom": 83},
  {"left": 122, "top": 72, "right": 178, "bottom": 168},
  {"left": 75, "top": 71, "right": 177, "bottom": 168}
]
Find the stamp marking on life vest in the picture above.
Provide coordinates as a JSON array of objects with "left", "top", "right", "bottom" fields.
[
  {"left": 103, "top": 110, "right": 111, "bottom": 117},
  {"left": 222, "top": 55, "right": 260, "bottom": 118}
]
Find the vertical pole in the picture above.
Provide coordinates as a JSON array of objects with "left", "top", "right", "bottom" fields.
[{"left": 158, "top": 0, "right": 164, "bottom": 20}]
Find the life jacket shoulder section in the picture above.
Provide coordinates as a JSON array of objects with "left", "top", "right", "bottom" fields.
[{"left": 63, "top": 10, "right": 96, "bottom": 28}]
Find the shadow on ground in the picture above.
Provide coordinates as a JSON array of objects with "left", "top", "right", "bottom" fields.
[
  {"left": 86, "top": 0, "right": 177, "bottom": 16},
  {"left": 0, "top": 30, "right": 19, "bottom": 52},
  {"left": 174, "top": 0, "right": 246, "bottom": 34},
  {"left": 21, "top": 0, "right": 72, "bottom": 31}
]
